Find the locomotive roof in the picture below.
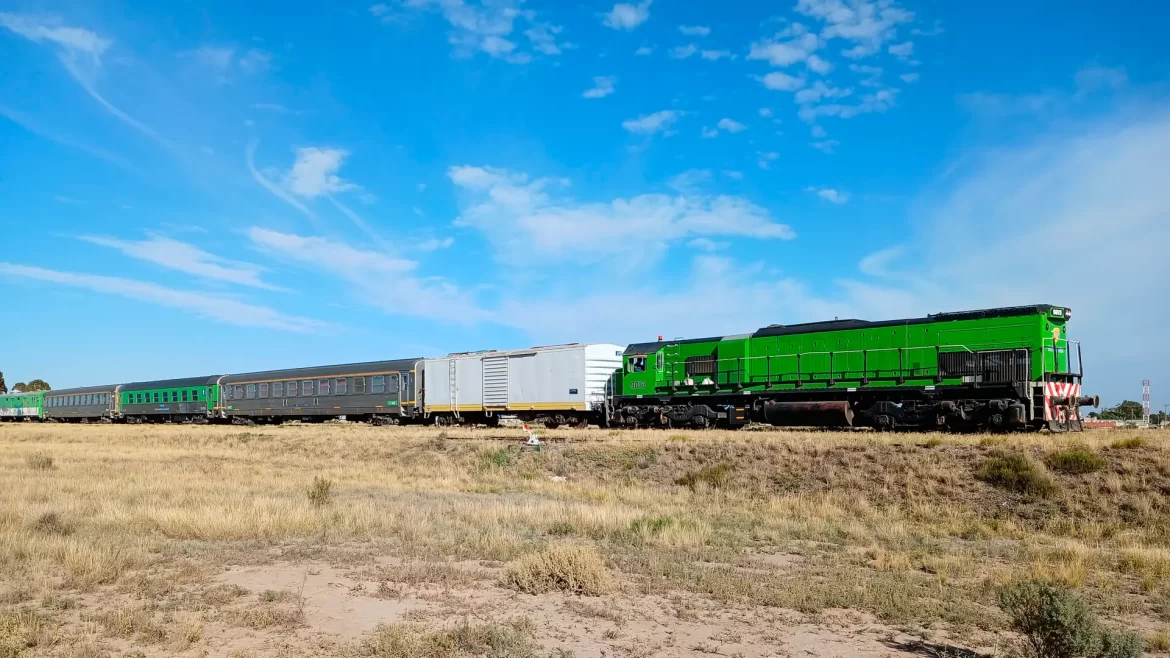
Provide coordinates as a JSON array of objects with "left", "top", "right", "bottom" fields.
[
  {"left": 625, "top": 304, "right": 1059, "bottom": 354},
  {"left": 121, "top": 375, "right": 224, "bottom": 391},
  {"left": 219, "top": 358, "right": 421, "bottom": 384}
]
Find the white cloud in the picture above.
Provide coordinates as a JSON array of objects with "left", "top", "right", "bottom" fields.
[
  {"left": 747, "top": 32, "right": 819, "bottom": 67},
  {"left": 687, "top": 237, "right": 729, "bottom": 252},
  {"left": 805, "top": 186, "right": 849, "bottom": 203},
  {"left": 700, "top": 49, "right": 732, "bottom": 61},
  {"left": 447, "top": 165, "right": 795, "bottom": 265},
  {"left": 0, "top": 263, "right": 324, "bottom": 332},
  {"left": 900, "top": 72, "right": 920, "bottom": 83},
  {"left": 246, "top": 140, "right": 318, "bottom": 224},
  {"left": 668, "top": 169, "right": 713, "bottom": 192},
  {"left": 416, "top": 237, "right": 455, "bottom": 251},
  {"left": 758, "top": 108, "right": 773, "bottom": 117},
  {"left": 756, "top": 151, "right": 780, "bottom": 169},
  {"left": 956, "top": 91, "right": 1062, "bottom": 117},
  {"left": 796, "top": 0, "right": 914, "bottom": 60},
  {"left": 583, "top": 75, "right": 616, "bottom": 99},
  {"left": 602, "top": 0, "right": 652, "bottom": 30},
  {"left": 850, "top": 63, "right": 883, "bottom": 87},
  {"left": 0, "top": 12, "right": 111, "bottom": 58},
  {"left": 678, "top": 25, "right": 710, "bottom": 37},
  {"left": 79, "top": 234, "right": 282, "bottom": 291},
  {"left": 806, "top": 54, "right": 833, "bottom": 74},
  {"left": 635, "top": 45, "right": 653, "bottom": 55},
  {"left": 700, "top": 126, "right": 720, "bottom": 139},
  {"left": 758, "top": 71, "right": 805, "bottom": 91},
  {"left": 795, "top": 80, "right": 852, "bottom": 104},
  {"left": 722, "top": 170, "right": 744, "bottom": 180},
  {"left": 798, "top": 88, "right": 898, "bottom": 123},
  {"left": 248, "top": 228, "right": 487, "bottom": 324},
  {"left": 811, "top": 139, "right": 840, "bottom": 153},
  {"left": 810, "top": 124, "right": 827, "bottom": 138},
  {"left": 622, "top": 110, "right": 681, "bottom": 135},
  {"left": 888, "top": 41, "right": 913, "bottom": 58},
  {"left": 283, "top": 147, "right": 357, "bottom": 198},
  {"left": 184, "top": 46, "right": 272, "bottom": 77},
  {"left": 717, "top": 118, "right": 747, "bottom": 133},
  {"left": 397, "top": 0, "right": 564, "bottom": 63},
  {"left": 669, "top": 44, "right": 697, "bottom": 59}
]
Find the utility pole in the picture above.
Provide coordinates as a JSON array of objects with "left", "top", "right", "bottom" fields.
[{"left": 1142, "top": 380, "right": 1151, "bottom": 425}]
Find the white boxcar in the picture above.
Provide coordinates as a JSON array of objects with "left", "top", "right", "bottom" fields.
[{"left": 422, "top": 343, "right": 623, "bottom": 425}]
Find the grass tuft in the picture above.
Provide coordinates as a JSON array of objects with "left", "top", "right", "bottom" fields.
[
  {"left": 306, "top": 476, "right": 334, "bottom": 507},
  {"left": 1047, "top": 447, "right": 1106, "bottom": 474},
  {"left": 1110, "top": 437, "right": 1147, "bottom": 450},
  {"left": 24, "top": 452, "right": 54, "bottom": 471},
  {"left": 675, "top": 462, "right": 733, "bottom": 491},
  {"left": 29, "top": 511, "right": 72, "bottom": 536},
  {"left": 976, "top": 451, "right": 1058, "bottom": 497},
  {"left": 505, "top": 544, "right": 612, "bottom": 596}
]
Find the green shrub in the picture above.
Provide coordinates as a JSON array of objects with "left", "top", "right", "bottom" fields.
[
  {"left": 306, "top": 476, "right": 333, "bottom": 507},
  {"left": 675, "top": 463, "right": 733, "bottom": 491},
  {"left": 1110, "top": 437, "right": 1147, "bottom": 450},
  {"left": 976, "top": 452, "right": 1058, "bottom": 497},
  {"left": 1047, "top": 447, "right": 1105, "bottom": 474},
  {"left": 998, "top": 580, "right": 1142, "bottom": 658},
  {"left": 482, "top": 448, "right": 513, "bottom": 468}
]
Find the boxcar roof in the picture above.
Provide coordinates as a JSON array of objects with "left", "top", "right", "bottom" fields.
[
  {"left": 625, "top": 304, "right": 1058, "bottom": 354},
  {"left": 45, "top": 384, "right": 120, "bottom": 396},
  {"left": 121, "top": 375, "right": 224, "bottom": 392},
  {"left": 220, "top": 358, "right": 422, "bottom": 384}
]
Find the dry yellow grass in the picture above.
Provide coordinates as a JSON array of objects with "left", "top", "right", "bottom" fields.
[{"left": 0, "top": 422, "right": 1167, "bottom": 656}]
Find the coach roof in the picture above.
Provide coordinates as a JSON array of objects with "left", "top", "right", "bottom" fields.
[
  {"left": 219, "top": 358, "right": 421, "bottom": 384},
  {"left": 121, "top": 376, "right": 223, "bottom": 392}
]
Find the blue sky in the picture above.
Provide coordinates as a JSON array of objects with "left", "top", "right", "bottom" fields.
[{"left": 0, "top": 0, "right": 1167, "bottom": 410}]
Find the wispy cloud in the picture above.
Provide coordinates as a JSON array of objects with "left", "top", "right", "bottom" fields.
[
  {"left": 621, "top": 109, "right": 681, "bottom": 135},
  {"left": 805, "top": 186, "right": 849, "bottom": 204},
  {"left": 678, "top": 25, "right": 710, "bottom": 37},
  {"left": 669, "top": 44, "right": 697, "bottom": 59},
  {"left": 0, "top": 12, "right": 110, "bottom": 59},
  {"left": 0, "top": 263, "right": 325, "bottom": 332},
  {"left": 0, "top": 105, "right": 139, "bottom": 173},
  {"left": 283, "top": 147, "right": 357, "bottom": 198},
  {"left": 582, "top": 76, "right": 616, "bottom": 99},
  {"left": 394, "top": 0, "right": 566, "bottom": 64},
  {"left": 447, "top": 164, "right": 795, "bottom": 266},
  {"left": 602, "top": 0, "right": 652, "bottom": 30},
  {"left": 248, "top": 228, "right": 488, "bottom": 323},
  {"left": 78, "top": 234, "right": 283, "bottom": 291},
  {"left": 246, "top": 140, "right": 319, "bottom": 223},
  {"left": 717, "top": 118, "right": 747, "bottom": 133}
]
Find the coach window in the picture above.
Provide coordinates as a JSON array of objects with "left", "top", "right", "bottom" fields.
[
  {"left": 137, "top": 393, "right": 144, "bottom": 404},
  {"left": 246, "top": 384, "right": 256, "bottom": 399},
  {"left": 163, "top": 391, "right": 170, "bottom": 403},
  {"left": 387, "top": 374, "right": 399, "bottom": 393},
  {"left": 191, "top": 389, "right": 199, "bottom": 401},
  {"left": 181, "top": 390, "right": 189, "bottom": 402},
  {"left": 335, "top": 378, "right": 348, "bottom": 395},
  {"left": 372, "top": 375, "right": 385, "bottom": 394},
  {"left": 272, "top": 382, "right": 283, "bottom": 397},
  {"left": 224, "top": 386, "right": 233, "bottom": 401},
  {"left": 354, "top": 376, "right": 365, "bottom": 394},
  {"left": 302, "top": 380, "right": 313, "bottom": 396},
  {"left": 318, "top": 379, "right": 330, "bottom": 395},
  {"left": 234, "top": 385, "right": 244, "bottom": 399},
  {"left": 259, "top": 383, "right": 268, "bottom": 398},
  {"left": 287, "top": 381, "right": 297, "bottom": 397}
]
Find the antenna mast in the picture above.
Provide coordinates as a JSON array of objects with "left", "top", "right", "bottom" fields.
[{"left": 1143, "top": 379, "right": 1152, "bottom": 425}]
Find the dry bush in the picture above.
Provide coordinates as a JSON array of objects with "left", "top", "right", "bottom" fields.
[
  {"left": 307, "top": 476, "right": 334, "bottom": 507},
  {"left": 0, "top": 609, "right": 54, "bottom": 658},
  {"left": 998, "top": 580, "right": 1142, "bottom": 658},
  {"left": 359, "top": 619, "right": 538, "bottom": 658},
  {"left": 29, "top": 511, "right": 72, "bottom": 536},
  {"left": 229, "top": 603, "right": 303, "bottom": 630},
  {"left": 977, "top": 451, "right": 1058, "bottom": 497},
  {"left": 1048, "top": 447, "right": 1105, "bottom": 474},
  {"left": 505, "top": 544, "right": 612, "bottom": 596}
]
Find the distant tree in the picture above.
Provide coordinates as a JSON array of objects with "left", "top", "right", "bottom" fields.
[
  {"left": 12, "top": 382, "right": 27, "bottom": 392},
  {"left": 24, "top": 379, "right": 51, "bottom": 391},
  {"left": 1097, "top": 400, "right": 1145, "bottom": 421},
  {"left": 0, "top": 370, "right": 6, "bottom": 394}
]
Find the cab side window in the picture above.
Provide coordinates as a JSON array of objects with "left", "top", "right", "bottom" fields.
[{"left": 631, "top": 357, "right": 647, "bottom": 373}]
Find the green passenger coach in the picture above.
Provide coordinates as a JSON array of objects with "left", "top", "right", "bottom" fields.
[
  {"left": 0, "top": 391, "right": 44, "bottom": 421},
  {"left": 613, "top": 304, "right": 1095, "bottom": 432}
]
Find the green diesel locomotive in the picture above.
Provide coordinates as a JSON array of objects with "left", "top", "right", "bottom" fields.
[{"left": 612, "top": 304, "right": 1095, "bottom": 432}]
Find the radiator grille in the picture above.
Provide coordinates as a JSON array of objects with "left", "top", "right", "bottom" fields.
[
  {"left": 938, "top": 349, "right": 1030, "bottom": 383},
  {"left": 685, "top": 355, "right": 717, "bottom": 376}
]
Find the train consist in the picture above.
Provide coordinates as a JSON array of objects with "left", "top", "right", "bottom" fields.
[{"left": 0, "top": 304, "right": 1096, "bottom": 431}]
